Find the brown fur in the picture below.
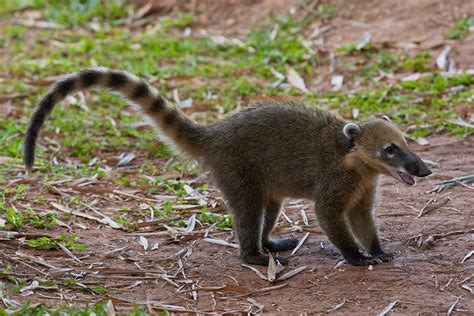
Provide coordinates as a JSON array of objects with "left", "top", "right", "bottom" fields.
[{"left": 24, "top": 68, "right": 432, "bottom": 266}]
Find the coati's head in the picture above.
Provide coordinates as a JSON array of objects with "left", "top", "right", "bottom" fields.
[{"left": 343, "top": 117, "right": 432, "bottom": 185}]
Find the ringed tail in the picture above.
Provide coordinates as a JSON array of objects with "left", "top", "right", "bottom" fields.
[{"left": 24, "top": 68, "right": 206, "bottom": 172}]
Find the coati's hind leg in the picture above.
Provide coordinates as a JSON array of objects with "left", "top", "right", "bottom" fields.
[
  {"left": 224, "top": 189, "right": 289, "bottom": 266},
  {"left": 315, "top": 202, "right": 378, "bottom": 266},
  {"left": 346, "top": 195, "right": 393, "bottom": 262},
  {"left": 262, "top": 200, "right": 299, "bottom": 252}
]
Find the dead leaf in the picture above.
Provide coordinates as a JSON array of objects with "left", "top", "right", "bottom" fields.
[
  {"left": 356, "top": 32, "right": 371, "bottom": 50},
  {"left": 267, "top": 253, "right": 284, "bottom": 282},
  {"left": 461, "top": 283, "right": 473, "bottom": 294},
  {"left": 401, "top": 73, "right": 422, "bottom": 81},
  {"left": 351, "top": 108, "right": 360, "bottom": 119},
  {"left": 15, "top": 19, "right": 64, "bottom": 29},
  {"left": 285, "top": 65, "right": 309, "bottom": 93},
  {"left": 379, "top": 300, "right": 398, "bottom": 316},
  {"left": 447, "top": 119, "right": 474, "bottom": 129},
  {"left": 242, "top": 264, "right": 267, "bottom": 280},
  {"left": 247, "top": 298, "right": 265, "bottom": 312},
  {"left": 461, "top": 250, "right": 474, "bottom": 264},
  {"left": 415, "top": 137, "right": 430, "bottom": 146},
  {"left": 116, "top": 153, "right": 136, "bottom": 167},
  {"left": 0, "top": 93, "right": 26, "bottom": 102},
  {"left": 139, "top": 236, "right": 149, "bottom": 251},
  {"left": 133, "top": 1, "right": 153, "bottom": 20},
  {"left": 327, "top": 299, "right": 346, "bottom": 312},
  {"left": 290, "top": 232, "right": 310, "bottom": 256},
  {"left": 185, "top": 214, "right": 196, "bottom": 233},
  {"left": 19, "top": 280, "right": 39, "bottom": 297},
  {"left": 331, "top": 75, "right": 343, "bottom": 91},
  {"left": 0, "top": 157, "right": 14, "bottom": 164},
  {"left": 173, "top": 89, "right": 193, "bottom": 109},
  {"left": 277, "top": 265, "right": 307, "bottom": 281},
  {"left": 436, "top": 46, "right": 453, "bottom": 71},
  {"left": 203, "top": 237, "right": 239, "bottom": 249},
  {"left": 300, "top": 209, "right": 309, "bottom": 226},
  {"left": 105, "top": 300, "right": 116, "bottom": 316}
]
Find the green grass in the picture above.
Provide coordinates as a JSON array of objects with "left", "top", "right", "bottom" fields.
[
  {"left": 1, "top": 0, "right": 133, "bottom": 26},
  {"left": 25, "top": 233, "right": 87, "bottom": 251},
  {"left": 447, "top": 15, "right": 474, "bottom": 40},
  {"left": 1, "top": 300, "right": 150, "bottom": 315}
]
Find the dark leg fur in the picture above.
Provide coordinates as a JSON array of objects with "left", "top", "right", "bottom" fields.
[
  {"left": 262, "top": 200, "right": 299, "bottom": 252},
  {"left": 223, "top": 186, "right": 271, "bottom": 266},
  {"left": 315, "top": 208, "right": 378, "bottom": 266},
  {"left": 346, "top": 193, "right": 393, "bottom": 263}
]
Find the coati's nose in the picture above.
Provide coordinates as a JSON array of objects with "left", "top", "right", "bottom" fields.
[
  {"left": 405, "top": 156, "right": 432, "bottom": 177},
  {"left": 417, "top": 166, "right": 432, "bottom": 177}
]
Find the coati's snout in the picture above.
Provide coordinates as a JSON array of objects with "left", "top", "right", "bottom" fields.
[
  {"left": 343, "top": 120, "right": 432, "bottom": 186},
  {"left": 381, "top": 143, "right": 432, "bottom": 186}
]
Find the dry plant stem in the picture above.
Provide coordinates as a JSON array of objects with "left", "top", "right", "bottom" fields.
[{"left": 221, "top": 283, "right": 289, "bottom": 299}]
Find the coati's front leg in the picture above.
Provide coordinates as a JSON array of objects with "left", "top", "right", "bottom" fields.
[
  {"left": 315, "top": 200, "right": 378, "bottom": 266},
  {"left": 262, "top": 200, "right": 299, "bottom": 252},
  {"left": 346, "top": 191, "right": 393, "bottom": 262}
]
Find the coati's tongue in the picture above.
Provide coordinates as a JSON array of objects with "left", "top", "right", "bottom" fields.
[{"left": 397, "top": 171, "right": 415, "bottom": 186}]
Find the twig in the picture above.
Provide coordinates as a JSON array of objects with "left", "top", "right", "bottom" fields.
[
  {"left": 410, "top": 228, "right": 474, "bottom": 242},
  {"left": 290, "top": 232, "right": 309, "bottom": 256},
  {"left": 112, "top": 190, "right": 163, "bottom": 203},
  {"left": 57, "top": 244, "right": 84, "bottom": 264},
  {"left": 51, "top": 202, "right": 122, "bottom": 229},
  {"left": 429, "top": 174, "right": 474, "bottom": 193},
  {"left": 176, "top": 286, "right": 226, "bottom": 294},
  {"left": 412, "top": 228, "right": 474, "bottom": 248},
  {"left": 417, "top": 196, "right": 450, "bottom": 218},
  {"left": 6, "top": 257, "right": 47, "bottom": 276},
  {"left": 79, "top": 201, "right": 122, "bottom": 229},
  {"left": 447, "top": 297, "right": 459, "bottom": 316},
  {"left": 430, "top": 228, "right": 474, "bottom": 240},
  {"left": 222, "top": 283, "right": 288, "bottom": 299},
  {"left": 135, "top": 216, "right": 181, "bottom": 228},
  {"left": 203, "top": 237, "right": 239, "bottom": 249},
  {"left": 461, "top": 250, "right": 474, "bottom": 264}
]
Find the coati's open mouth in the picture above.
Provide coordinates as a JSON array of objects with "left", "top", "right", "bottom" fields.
[{"left": 392, "top": 170, "right": 415, "bottom": 186}]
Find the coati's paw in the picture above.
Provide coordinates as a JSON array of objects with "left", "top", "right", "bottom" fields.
[
  {"left": 242, "top": 254, "right": 289, "bottom": 266},
  {"left": 344, "top": 254, "right": 379, "bottom": 266},
  {"left": 372, "top": 251, "right": 394, "bottom": 262},
  {"left": 263, "top": 238, "right": 299, "bottom": 252}
]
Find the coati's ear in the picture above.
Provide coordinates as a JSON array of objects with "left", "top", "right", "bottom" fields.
[
  {"left": 382, "top": 115, "right": 392, "bottom": 122},
  {"left": 343, "top": 122, "right": 361, "bottom": 139}
]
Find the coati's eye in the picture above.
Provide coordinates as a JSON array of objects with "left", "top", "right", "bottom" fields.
[{"left": 384, "top": 144, "right": 395, "bottom": 154}]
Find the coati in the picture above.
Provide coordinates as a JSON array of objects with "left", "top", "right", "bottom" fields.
[{"left": 24, "top": 68, "right": 432, "bottom": 266}]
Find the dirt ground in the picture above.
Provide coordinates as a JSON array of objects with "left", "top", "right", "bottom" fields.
[{"left": 1, "top": 0, "right": 474, "bottom": 314}]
